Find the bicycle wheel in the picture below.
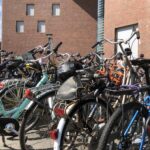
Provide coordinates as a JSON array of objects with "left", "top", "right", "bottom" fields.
[
  {"left": 1, "top": 84, "right": 27, "bottom": 110},
  {"left": 20, "top": 94, "right": 55, "bottom": 150},
  {"left": 97, "top": 102, "right": 148, "bottom": 150},
  {"left": 24, "top": 104, "right": 41, "bottom": 132},
  {"left": 58, "top": 97, "right": 112, "bottom": 150}
]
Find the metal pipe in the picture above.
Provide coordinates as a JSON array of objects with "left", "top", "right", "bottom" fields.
[{"left": 97, "top": 0, "right": 105, "bottom": 60}]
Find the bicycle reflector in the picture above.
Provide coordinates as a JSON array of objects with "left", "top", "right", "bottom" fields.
[
  {"left": 96, "top": 68, "right": 106, "bottom": 76},
  {"left": 0, "top": 83, "right": 4, "bottom": 89},
  {"left": 23, "top": 89, "right": 33, "bottom": 99},
  {"left": 49, "top": 129, "right": 58, "bottom": 140},
  {"left": 54, "top": 107, "right": 65, "bottom": 117}
]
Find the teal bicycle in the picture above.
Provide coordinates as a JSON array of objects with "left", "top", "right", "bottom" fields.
[{"left": 0, "top": 41, "right": 62, "bottom": 147}]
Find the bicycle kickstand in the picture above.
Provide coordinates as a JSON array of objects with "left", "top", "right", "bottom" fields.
[{"left": 1, "top": 134, "right": 7, "bottom": 147}]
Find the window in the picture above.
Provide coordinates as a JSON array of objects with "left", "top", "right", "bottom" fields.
[
  {"left": 26, "top": 4, "right": 34, "bottom": 16},
  {"left": 37, "top": 21, "right": 46, "bottom": 33},
  {"left": 116, "top": 24, "right": 138, "bottom": 58},
  {"left": 52, "top": 4, "right": 60, "bottom": 16},
  {"left": 16, "top": 21, "right": 24, "bottom": 33}
]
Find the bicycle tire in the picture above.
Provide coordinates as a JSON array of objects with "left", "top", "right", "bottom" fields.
[
  {"left": 20, "top": 93, "right": 55, "bottom": 150},
  {"left": 57, "top": 97, "right": 112, "bottom": 150},
  {"left": 24, "top": 105, "right": 40, "bottom": 132},
  {"left": 97, "top": 102, "right": 148, "bottom": 150}
]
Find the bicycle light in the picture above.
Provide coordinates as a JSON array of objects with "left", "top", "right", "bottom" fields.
[
  {"left": 49, "top": 129, "right": 58, "bottom": 140},
  {"left": 0, "top": 83, "right": 5, "bottom": 89},
  {"left": 53, "top": 102, "right": 66, "bottom": 117},
  {"left": 54, "top": 107, "right": 65, "bottom": 117},
  {"left": 23, "top": 89, "right": 33, "bottom": 99}
]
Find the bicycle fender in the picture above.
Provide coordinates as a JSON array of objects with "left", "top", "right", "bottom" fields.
[
  {"left": 25, "top": 101, "right": 34, "bottom": 110},
  {"left": 54, "top": 118, "right": 66, "bottom": 150}
]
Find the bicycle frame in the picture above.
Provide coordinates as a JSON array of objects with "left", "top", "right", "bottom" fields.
[
  {"left": 0, "top": 72, "right": 49, "bottom": 119},
  {"left": 119, "top": 96, "right": 150, "bottom": 150}
]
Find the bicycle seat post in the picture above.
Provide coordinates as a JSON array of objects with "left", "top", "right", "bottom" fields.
[{"left": 46, "top": 33, "right": 53, "bottom": 51}]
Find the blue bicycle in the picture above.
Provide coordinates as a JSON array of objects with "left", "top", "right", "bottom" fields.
[{"left": 97, "top": 59, "right": 150, "bottom": 150}]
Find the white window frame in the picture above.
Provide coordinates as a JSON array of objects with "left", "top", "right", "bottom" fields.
[
  {"left": 16, "top": 21, "right": 24, "bottom": 33},
  {"left": 26, "top": 4, "right": 35, "bottom": 16},
  {"left": 52, "top": 4, "right": 60, "bottom": 16},
  {"left": 37, "top": 21, "right": 46, "bottom": 33},
  {"left": 116, "top": 24, "right": 138, "bottom": 58}
]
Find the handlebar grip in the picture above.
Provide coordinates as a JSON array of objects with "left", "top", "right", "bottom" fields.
[
  {"left": 32, "top": 48, "right": 43, "bottom": 55},
  {"left": 0, "top": 50, "right": 6, "bottom": 52},
  {"left": 79, "top": 56, "right": 85, "bottom": 61},
  {"left": 43, "top": 42, "right": 49, "bottom": 47},
  {"left": 92, "top": 40, "right": 103, "bottom": 49},
  {"left": 9, "top": 52, "right": 13, "bottom": 54},
  {"left": 72, "top": 52, "right": 80, "bottom": 57},
  {"left": 136, "top": 31, "right": 140, "bottom": 39},
  {"left": 53, "top": 42, "right": 63, "bottom": 53},
  {"left": 28, "top": 48, "right": 36, "bottom": 53},
  {"left": 37, "top": 49, "right": 44, "bottom": 54},
  {"left": 1, "top": 52, "right": 11, "bottom": 57},
  {"left": 46, "top": 33, "right": 53, "bottom": 37},
  {"left": 92, "top": 42, "right": 100, "bottom": 49},
  {"left": 79, "top": 54, "right": 91, "bottom": 62},
  {"left": 56, "top": 54, "right": 63, "bottom": 58}
]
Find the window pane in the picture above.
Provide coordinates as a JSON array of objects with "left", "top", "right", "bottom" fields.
[
  {"left": 26, "top": 4, "right": 34, "bottom": 16},
  {"left": 16, "top": 21, "right": 24, "bottom": 33},
  {"left": 37, "top": 21, "right": 45, "bottom": 33},
  {"left": 52, "top": 4, "right": 60, "bottom": 16}
]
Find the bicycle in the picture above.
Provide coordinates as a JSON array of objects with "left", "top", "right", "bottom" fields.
[
  {"left": 53, "top": 30, "right": 142, "bottom": 150},
  {"left": 97, "top": 84, "right": 150, "bottom": 150},
  {"left": 19, "top": 49, "right": 103, "bottom": 150},
  {"left": 0, "top": 40, "right": 62, "bottom": 147}
]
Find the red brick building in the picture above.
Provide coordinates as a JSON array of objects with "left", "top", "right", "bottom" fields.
[
  {"left": 2, "top": 0, "right": 97, "bottom": 54},
  {"left": 104, "top": 0, "right": 150, "bottom": 58},
  {"left": 2, "top": 0, "right": 150, "bottom": 58}
]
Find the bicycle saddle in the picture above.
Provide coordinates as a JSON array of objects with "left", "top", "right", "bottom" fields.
[
  {"left": 6, "top": 59, "right": 24, "bottom": 69},
  {"left": 0, "top": 60, "right": 9, "bottom": 70},
  {"left": 131, "top": 58, "right": 150, "bottom": 66}
]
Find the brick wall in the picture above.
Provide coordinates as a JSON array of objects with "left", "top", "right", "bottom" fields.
[
  {"left": 104, "top": 0, "right": 150, "bottom": 58},
  {"left": 2, "top": 0, "right": 97, "bottom": 55}
]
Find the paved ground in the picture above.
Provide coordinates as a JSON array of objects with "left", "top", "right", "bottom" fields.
[
  {"left": 0, "top": 135, "right": 54, "bottom": 150},
  {"left": 0, "top": 136, "right": 20, "bottom": 150},
  {"left": 0, "top": 121, "right": 54, "bottom": 150}
]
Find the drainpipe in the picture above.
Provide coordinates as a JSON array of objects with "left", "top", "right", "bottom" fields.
[{"left": 97, "top": 0, "right": 104, "bottom": 61}]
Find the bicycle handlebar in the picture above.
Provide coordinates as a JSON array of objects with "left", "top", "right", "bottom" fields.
[
  {"left": 53, "top": 42, "right": 63, "bottom": 53},
  {"left": 1, "top": 51, "right": 14, "bottom": 57},
  {"left": 0, "top": 50, "right": 6, "bottom": 53},
  {"left": 27, "top": 42, "right": 49, "bottom": 55},
  {"left": 43, "top": 42, "right": 49, "bottom": 48},
  {"left": 124, "top": 30, "right": 140, "bottom": 43},
  {"left": 78, "top": 53, "right": 92, "bottom": 62},
  {"left": 92, "top": 40, "right": 103, "bottom": 49},
  {"left": 29, "top": 42, "right": 63, "bottom": 63},
  {"left": 94, "top": 30, "right": 140, "bottom": 47}
]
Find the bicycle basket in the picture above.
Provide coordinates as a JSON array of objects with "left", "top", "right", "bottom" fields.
[
  {"left": 56, "top": 76, "right": 83, "bottom": 101},
  {"left": 109, "top": 64, "right": 124, "bottom": 86},
  {"left": 57, "top": 61, "right": 82, "bottom": 81}
]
